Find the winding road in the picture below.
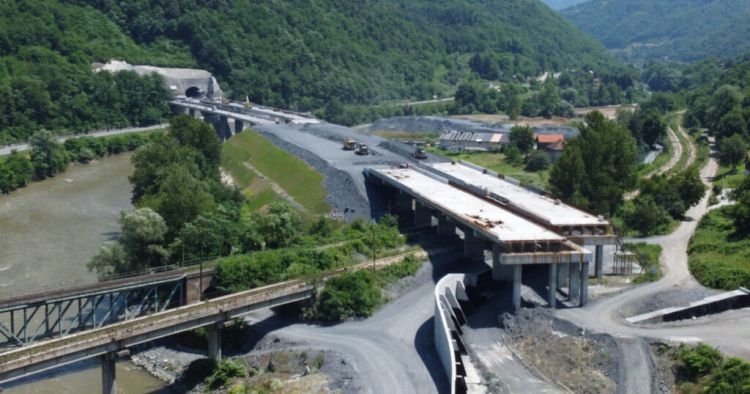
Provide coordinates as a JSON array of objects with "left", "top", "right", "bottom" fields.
[{"left": 558, "top": 153, "right": 750, "bottom": 391}]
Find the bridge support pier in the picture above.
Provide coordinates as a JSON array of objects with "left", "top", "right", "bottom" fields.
[
  {"left": 101, "top": 352, "right": 117, "bottom": 394},
  {"left": 218, "top": 116, "right": 232, "bottom": 142},
  {"left": 234, "top": 119, "right": 245, "bottom": 134},
  {"left": 512, "top": 265, "right": 522, "bottom": 312},
  {"left": 462, "top": 228, "right": 485, "bottom": 262},
  {"left": 569, "top": 262, "right": 580, "bottom": 304},
  {"left": 548, "top": 263, "right": 557, "bottom": 309},
  {"left": 594, "top": 244, "right": 604, "bottom": 278},
  {"left": 580, "top": 262, "right": 589, "bottom": 306},
  {"left": 557, "top": 263, "right": 569, "bottom": 292},
  {"left": 436, "top": 215, "right": 455, "bottom": 237},
  {"left": 207, "top": 323, "right": 222, "bottom": 361},
  {"left": 413, "top": 204, "right": 432, "bottom": 227}
]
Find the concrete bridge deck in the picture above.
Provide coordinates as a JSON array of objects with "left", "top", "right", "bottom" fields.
[{"left": 367, "top": 166, "right": 592, "bottom": 312}]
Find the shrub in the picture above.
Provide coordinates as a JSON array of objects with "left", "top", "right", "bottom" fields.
[
  {"left": 525, "top": 150, "right": 550, "bottom": 172},
  {"left": 313, "top": 270, "right": 383, "bottom": 321},
  {"left": 205, "top": 359, "right": 246, "bottom": 389}
]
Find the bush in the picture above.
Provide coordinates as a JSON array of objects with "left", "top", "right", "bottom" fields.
[
  {"left": 205, "top": 359, "right": 246, "bottom": 389},
  {"left": 525, "top": 150, "right": 550, "bottom": 172},
  {"left": 312, "top": 270, "right": 383, "bottom": 321},
  {"left": 674, "top": 344, "right": 750, "bottom": 393},
  {"left": 622, "top": 195, "right": 673, "bottom": 235}
]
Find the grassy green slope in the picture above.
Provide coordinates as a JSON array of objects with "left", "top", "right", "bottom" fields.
[
  {"left": 689, "top": 207, "right": 750, "bottom": 289},
  {"left": 562, "top": 0, "right": 750, "bottom": 62},
  {"left": 221, "top": 130, "right": 330, "bottom": 214}
]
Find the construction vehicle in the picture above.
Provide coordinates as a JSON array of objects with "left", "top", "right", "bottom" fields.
[
  {"left": 243, "top": 96, "right": 253, "bottom": 108},
  {"left": 413, "top": 147, "right": 428, "bottom": 159},
  {"left": 342, "top": 139, "right": 357, "bottom": 150},
  {"left": 355, "top": 143, "right": 369, "bottom": 155}
]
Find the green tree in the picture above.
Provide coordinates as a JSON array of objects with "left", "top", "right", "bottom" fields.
[
  {"left": 87, "top": 241, "right": 130, "bottom": 280},
  {"left": 525, "top": 150, "right": 550, "bottom": 172},
  {"left": 717, "top": 109, "right": 746, "bottom": 139},
  {"left": 313, "top": 270, "right": 383, "bottom": 321},
  {"left": 29, "top": 130, "right": 69, "bottom": 179},
  {"left": 168, "top": 115, "right": 222, "bottom": 167},
  {"left": 509, "top": 125, "right": 535, "bottom": 153},
  {"left": 639, "top": 110, "right": 667, "bottom": 147},
  {"left": 623, "top": 195, "right": 672, "bottom": 234},
  {"left": 249, "top": 202, "right": 303, "bottom": 248},
  {"left": 0, "top": 151, "right": 33, "bottom": 193},
  {"left": 141, "top": 165, "right": 217, "bottom": 236},
  {"left": 550, "top": 111, "right": 638, "bottom": 214},
  {"left": 718, "top": 134, "right": 747, "bottom": 171}
]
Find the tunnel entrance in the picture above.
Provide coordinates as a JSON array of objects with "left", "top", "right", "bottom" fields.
[{"left": 185, "top": 86, "right": 203, "bottom": 98}]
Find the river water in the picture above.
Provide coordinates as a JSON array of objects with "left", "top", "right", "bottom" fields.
[{"left": 0, "top": 153, "right": 169, "bottom": 393}]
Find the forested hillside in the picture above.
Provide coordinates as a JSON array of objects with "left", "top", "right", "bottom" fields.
[
  {"left": 562, "top": 0, "right": 750, "bottom": 62},
  {"left": 0, "top": 1, "right": 195, "bottom": 144},
  {"left": 70, "top": 0, "right": 618, "bottom": 110},
  {"left": 1, "top": 0, "right": 619, "bottom": 143},
  {"left": 542, "top": 0, "right": 588, "bottom": 11}
]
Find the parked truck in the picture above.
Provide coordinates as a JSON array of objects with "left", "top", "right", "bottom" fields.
[
  {"left": 343, "top": 139, "right": 357, "bottom": 150},
  {"left": 355, "top": 143, "right": 369, "bottom": 155}
]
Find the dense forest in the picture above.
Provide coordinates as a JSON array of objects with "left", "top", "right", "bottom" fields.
[
  {"left": 69, "top": 0, "right": 619, "bottom": 109},
  {"left": 541, "top": 0, "right": 587, "bottom": 11},
  {"left": 0, "top": 1, "right": 192, "bottom": 144},
  {"left": 562, "top": 0, "right": 750, "bottom": 62}
]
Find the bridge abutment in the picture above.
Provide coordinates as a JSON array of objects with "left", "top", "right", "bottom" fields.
[{"left": 100, "top": 352, "right": 116, "bottom": 394}]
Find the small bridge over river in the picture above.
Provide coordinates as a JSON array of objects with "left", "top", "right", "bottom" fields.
[{"left": 0, "top": 251, "right": 439, "bottom": 394}]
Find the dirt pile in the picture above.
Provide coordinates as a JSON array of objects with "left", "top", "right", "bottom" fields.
[{"left": 501, "top": 309, "right": 619, "bottom": 394}]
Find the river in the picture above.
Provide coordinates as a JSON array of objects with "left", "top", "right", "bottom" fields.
[{"left": 0, "top": 153, "right": 169, "bottom": 393}]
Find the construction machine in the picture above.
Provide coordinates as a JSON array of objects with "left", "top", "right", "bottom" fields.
[
  {"left": 342, "top": 139, "right": 357, "bottom": 150},
  {"left": 355, "top": 143, "right": 369, "bottom": 155}
]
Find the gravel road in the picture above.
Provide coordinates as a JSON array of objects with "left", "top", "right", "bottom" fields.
[
  {"left": 255, "top": 122, "right": 447, "bottom": 220},
  {"left": 557, "top": 155, "right": 750, "bottom": 391}
]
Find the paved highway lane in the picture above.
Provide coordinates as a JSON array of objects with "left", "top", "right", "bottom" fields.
[{"left": 0, "top": 124, "right": 167, "bottom": 156}]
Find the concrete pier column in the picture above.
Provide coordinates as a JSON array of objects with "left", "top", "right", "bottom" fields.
[
  {"left": 580, "top": 262, "right": 589, "bottom": 306},
  {"left": 189, "top": 108, "right": 196, "bottom": 117},
  {"left": 569, "top": 262, "right": 580, "bottom": 303},
  {"left": 462, "top": 229, "right": 485, "bottom": 262},
  {"left": 414, "top": 204, "right": 432, "bottom": 227},
  {"left": 437, "top": 215, "right": 454, "bottom": 237},
  {"left": 207, "top": 324, "right": 222, "bottom": 361},
  {"left": 548, "top": 264, "right": 557, "bottom": 309},
  {"left": 512, "top": 265, "right": 522, "bottom": 312},
  {"left": 101, "top": 352, "right": 117, "bottom": 394},
  {"left": 557, "top": 263, "right": 569, "bottom": 291},
  {"left": 219, "top": 116, "right": 231, "bottom": 141},
  {"left": 595, "top": 244, "right": 604, "bottom": 278},
  {"left": 234, "top": 119, "right": 245, "bottom": 133}
]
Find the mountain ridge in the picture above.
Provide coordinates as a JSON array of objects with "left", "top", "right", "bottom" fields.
[{"left": 562, "top": 0, "right": 750, "bottom": 62}]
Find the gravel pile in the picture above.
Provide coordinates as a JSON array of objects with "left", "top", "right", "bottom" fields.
[
  {"left": 501, "top": 308, "right": 622, "bottom": 393},
  {"left": 254, "top": 128, "right": 372, "bottom": 221}
]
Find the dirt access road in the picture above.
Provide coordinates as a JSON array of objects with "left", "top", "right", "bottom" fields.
[
  {"left": 558, "top": 155, "right": 750, "bottom": 392},
  {"left": 626, "top": 111, "right": 696, "bottom": 200}
]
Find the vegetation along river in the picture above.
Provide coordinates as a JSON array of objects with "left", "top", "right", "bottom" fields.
[{"left": 0, "top": 152, "right": 169, "bottom": 393}]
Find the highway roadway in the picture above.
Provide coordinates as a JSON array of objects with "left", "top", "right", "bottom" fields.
[{"left": 0, "top": 124, "right": 168, "bottom": 156}]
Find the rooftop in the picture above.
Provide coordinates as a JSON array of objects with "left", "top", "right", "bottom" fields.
[
  {"left": 536, "top": 134, "right": 564, "bottom": 144},
  {"left": 426, "top": 162, "right": 606, "bottom": 228},
  {"left": 369, "top": 167, "right": 564, "bottom": 243},
  {"left": 439, "top": 131, "right": 504, "bottom": 143}
]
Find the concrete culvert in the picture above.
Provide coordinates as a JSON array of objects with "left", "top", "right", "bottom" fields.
[{"left": 185, "top": 86, "right": 203, "bottom": 98}]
